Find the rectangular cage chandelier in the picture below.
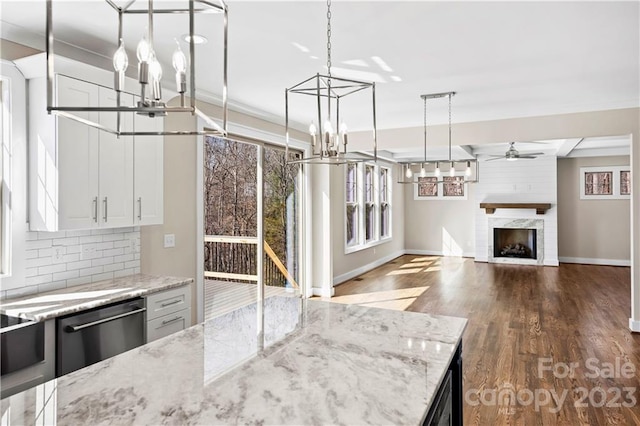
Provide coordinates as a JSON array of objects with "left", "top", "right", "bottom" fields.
[
  {"left": 45, "top": 0, "right": 229, "bottom": 137},
  {"left": 284, "top": 0, "right": 377, "bottom": 165}
]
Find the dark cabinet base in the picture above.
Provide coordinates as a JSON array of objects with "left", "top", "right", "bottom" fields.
[{"left": 424, "top": 343, "right": 463, "bottom": 426}]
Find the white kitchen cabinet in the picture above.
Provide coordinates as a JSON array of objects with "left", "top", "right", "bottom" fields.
[
  {"left": 134, "top": 109, "right": 164, "bottom": 226},
  {"left": 55, "top": 75, "right": 100, "bottom": 230},
  {"left": 146, "top": 308, "right": 192, "bottom": 343},
  {"left": 27, "top": 71, "right": 163, "bottom": 231},
  {"left": 144, "top": 284, "right": 192, "bottom": 342},
  {"left": 98, "top": 87, "right": 134, "bottom": 228}
]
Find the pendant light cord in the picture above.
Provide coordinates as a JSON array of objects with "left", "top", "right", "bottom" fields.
[
  {"left": 326, "top": 0, "right": 332, "bottom": 118},
  {"left": 423, "top": 95, "right": 427, "bottom": 163},
  {"left": 448, "top": 92, "right": 452, "bottom": 162},
  {"left": 326, "top": 0, "right": 332, "bottom": 78}
]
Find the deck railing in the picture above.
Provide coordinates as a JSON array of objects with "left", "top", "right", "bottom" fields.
[{"left": 204, "top": 235, "right": 299, "bottom": 289}]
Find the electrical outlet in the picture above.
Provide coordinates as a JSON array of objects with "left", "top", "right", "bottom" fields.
[
  {"left": 130, "top": 237, "right": 137, "bottom": 253},
  {"left": 52, "top": 247, "right": 65, "bottom": 263},
  {"left": 81, "top": 245, "right": 96, "bottom": 260},
  {"left": 164, "top": 234, "right": 175, "bottom": 248}
]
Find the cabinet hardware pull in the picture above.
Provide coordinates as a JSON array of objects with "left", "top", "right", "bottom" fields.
[
  {"left": 103, "top": 197, "right": 108, "bottom": 222},
  {"left": 138, "top": 197, "right": 142, "bottom": 220},
  {"left": 161, "top": 316, "right": 182, "bottom": 326},
  {"left": 160, "top": 299, "right": 181, "bottom": 307},
  {"left": 93, "top": 197, "right": 98, "bottom": 222},
  {"left": 66, "top": 307, "right": 147, "bottom": 332}
]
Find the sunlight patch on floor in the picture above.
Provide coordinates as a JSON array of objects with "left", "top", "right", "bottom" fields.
[
  {"left": 425, "top": 266, "right": 441, "bottom": 272},
  {"left": 330, "top": 286, "right": 429, "bottom": 311},
  {"left": 410, "top": 256, "right": 439, "bottom": 262},
  {"left": 400, "top": 261, "right": 432, "bottom": 268},
  {"left": 387, "top": 268, "right": 426, "bottom": 275}
]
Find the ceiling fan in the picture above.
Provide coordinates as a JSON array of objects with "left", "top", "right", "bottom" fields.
[{"left": 486, "top": 142, "right": 544, "bottom": 161}]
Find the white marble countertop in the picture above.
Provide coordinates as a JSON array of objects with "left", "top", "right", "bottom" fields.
[
  {"left": 1, "top": 296, "right": 466, "bottom": 425},
  {"left": 0, "top": 274, "right": 193, "bottom": 321}
]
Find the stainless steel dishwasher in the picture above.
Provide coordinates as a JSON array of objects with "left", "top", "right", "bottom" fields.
[{"left": 56, "top": 298, "right": 146, "bottom": 377}]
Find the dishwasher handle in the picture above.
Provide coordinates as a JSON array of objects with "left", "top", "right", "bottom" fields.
[{"left": 65, "top": 307, "right": 146, "bottom": 333}]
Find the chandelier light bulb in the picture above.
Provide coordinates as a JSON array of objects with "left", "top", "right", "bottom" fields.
[
  {"left": 148, "top": 51, "right": 163, "bottom": 101},
  {"left": 172, "top": 42, "right": 188, "bottom": 74},
  {"left": 172, "top": 40, "right": 188, "bottom": 95},
  {"left": 323, "top": 120, "right": 334, "bottom": 151},
  {"left": 450, "top": 162, "right": 456, "bottom": 177},
  {"left": 149, "top": 53, "right": 163, "bottom": 81},
  {"left": 434, "top": 162, "right": 440, "bottom": 177},
  {"left": 339, "top": 122, "right": 348, "bottom": 151},
  {"left": 420, "top": 163, "right": 426, "bottom": 178},
  {"left": 113, "top": 39, "right": 128, "bottom": 72},
  {"left": 466, "top": 161, "right": 472, "bottom": 177},
  {"left": 405, "top": 165, "right": 413, "bottom": 179},
  {"left": 309, "top": 121, "right": 317, "bottom": 150},
  {"left": 324, "top": 120, "right": 334, "bottom": 135},
  {"left": 136, "top": 34, "right": 151, "bottom": 63}
]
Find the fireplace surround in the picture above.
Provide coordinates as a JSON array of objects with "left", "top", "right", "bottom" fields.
[{"left": 488, "top": 218, "right": 544, "bottom": 265}]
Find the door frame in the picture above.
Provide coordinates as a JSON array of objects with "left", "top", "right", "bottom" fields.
[{"left": 195, "top": 120, "right": 310, "bottom": 323}]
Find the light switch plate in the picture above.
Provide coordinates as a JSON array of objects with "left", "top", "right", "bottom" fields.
[{"left": 164, "top": 234, "right": 175, "bottom": 248}]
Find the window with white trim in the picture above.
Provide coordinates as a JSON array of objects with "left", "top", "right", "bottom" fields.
[
  {"left": 380, "top": 167, "right": 390, "bottom": 238},
  {"left": 364, "top": 164, "right": 375, "bottom": 242},
  {"left": 345, "top": 163, "right": 391, "bottom": 253},
  {"left": 345, "top": 162, "right": 358, "bottom": 247}
]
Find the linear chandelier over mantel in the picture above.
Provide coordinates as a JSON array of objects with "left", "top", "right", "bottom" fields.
[
  {"left": 285, "top": 0, "right": 377, "bottom": 165},
  {"left": 45, "top": 0, "right": 229, "bottom": 137},
  {"left": 397, "top": 91, "right": 479, "bottom": 184}
]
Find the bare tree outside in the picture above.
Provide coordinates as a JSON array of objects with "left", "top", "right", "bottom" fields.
[{"left": 203, "top": 136, "right": 300, "bottom": 288}]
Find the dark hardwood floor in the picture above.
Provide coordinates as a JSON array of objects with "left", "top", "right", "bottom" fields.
[{"left": 330, "top": 255, "right": 640, "bottom": 425}]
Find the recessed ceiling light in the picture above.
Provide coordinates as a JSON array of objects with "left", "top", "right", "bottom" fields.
[{"left": 182, "top": 34, "right": 208, "bottom": 45}]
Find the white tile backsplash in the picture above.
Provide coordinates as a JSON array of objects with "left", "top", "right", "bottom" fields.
[{"left": 1, "top": 227, "right": 140, "bottom": 300}]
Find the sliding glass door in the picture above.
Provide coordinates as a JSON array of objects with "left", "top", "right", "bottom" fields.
[{"left": 202, "top": 136, "right": 301, "bottom": 321}]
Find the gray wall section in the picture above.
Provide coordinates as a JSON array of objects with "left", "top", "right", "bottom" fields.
[{"left": 557, "top": 156, "right": 630, "bottom": 261}]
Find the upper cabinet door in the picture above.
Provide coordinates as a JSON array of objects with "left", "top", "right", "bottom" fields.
[
  {"left": 56, "top": 75, "right": 100, "bottom": 230},
  {"left": 134, "top": 108, "right": 164, "bottom": 226},
  {"left": 98, "top": 87, "right": 134, "bottom": 228}
]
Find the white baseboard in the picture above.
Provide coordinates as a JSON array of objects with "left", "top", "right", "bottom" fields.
[
  {"left": 559, "top": 257, "right": 631, "bottom": 267},
  {"left": 333, "top": 250, "right": 405, "bottom": 286},
  {"left": 630, "top": 319, "right": 640, "bottom": 333},
  {"left": 312, "top": 286, "right": 335, "bottom": 297},
  {"left": 544, "top": 259, "right": 560, "bottom": 267},
  {"left": 405, "top": 249, "right": 475, "bottom": 258}
]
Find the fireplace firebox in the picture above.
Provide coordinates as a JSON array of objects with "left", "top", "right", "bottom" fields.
[{"left": 493, "top": 228, "right": 537, "bottom": 259}]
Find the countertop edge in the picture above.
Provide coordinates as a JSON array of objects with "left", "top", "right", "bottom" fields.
[{"left": 0, "top": 274, "right": 194, "bottom": 322}]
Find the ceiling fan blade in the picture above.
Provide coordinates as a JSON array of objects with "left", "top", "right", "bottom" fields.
[
  {"left": 517, "top": 155, "right": 539, "bottom": 159},
  {"left": 522, "top": 152, "right": 545, "bottom": 156}
]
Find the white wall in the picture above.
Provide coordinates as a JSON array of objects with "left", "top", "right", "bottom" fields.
[
  {"left": 403, "top": 182, "right": 476, "bottom": 257},
  {"left": 557, "top": 155, "right": 630, "bottom": 264},
  {"left": 475, "top": 156, "right": 558, "bottom": 265}
]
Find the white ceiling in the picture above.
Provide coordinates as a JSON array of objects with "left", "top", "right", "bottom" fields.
[{"left": 1, "top": 0, "right": 639, "bottom": 157}]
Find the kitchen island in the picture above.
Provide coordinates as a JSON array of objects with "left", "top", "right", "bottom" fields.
[{"left": 1, "top": 296, "right": 466, "bottom": 425}]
